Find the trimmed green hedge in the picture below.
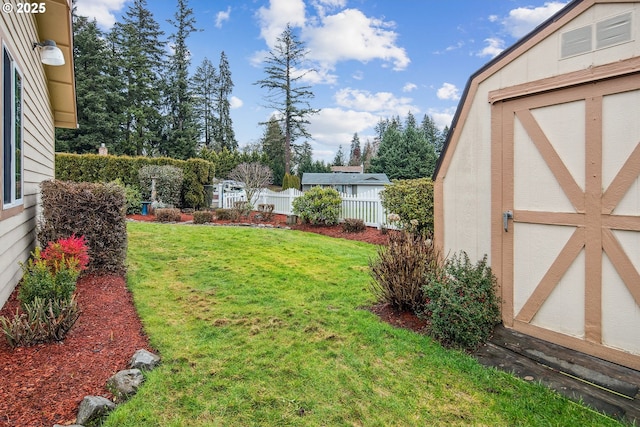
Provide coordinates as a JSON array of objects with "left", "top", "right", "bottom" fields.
[{"left": 55, "top": 153, "right": 215, "bottom": 209}]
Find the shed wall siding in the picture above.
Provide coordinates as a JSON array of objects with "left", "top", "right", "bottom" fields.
[
  {"left": 440, "top": 2, "right": 640, "bottom": 260},
  {"left": 0, "top": 11, "right": 55, "bottom": 307}
]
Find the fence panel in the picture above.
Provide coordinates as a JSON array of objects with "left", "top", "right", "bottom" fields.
[
  {"left": 257, "top": 188, "right": 303, "bottom": 214},
  {"left": 218, "top": 186, "right": 398, "bottom": 229}
]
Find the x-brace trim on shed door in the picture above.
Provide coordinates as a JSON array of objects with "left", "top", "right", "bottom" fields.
[{"left": 491, "top": 71, "right": 640, "bottom": 371}]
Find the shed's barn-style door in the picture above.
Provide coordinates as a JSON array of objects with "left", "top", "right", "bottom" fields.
[{"left": 493, "top": 73, "right": 640, "bottom": 370}]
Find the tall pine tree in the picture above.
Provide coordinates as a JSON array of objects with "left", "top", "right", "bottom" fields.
[
  {"left": 215, "top": 51, "right": 237, "bottom": 151},
  {"left": 160, "top": 0, "right": 200, "bottom": 159},
  {"left": 111, "top": 0, "right": 166, "bottom": 155},
  {"left": 348, "top": 132, "right": 362, "bottom": 166},
  {"left": 191, "top": 57, "right": 217, "bottom": 150},
  {"left": 255, "top": 24, "right": 319, "bottom": 176},
  {"left": 56, "top": 14, "right": 123, "bottom": 153},
  {"left": 261, "top": 116, "right": 286, "bottom": 186}
]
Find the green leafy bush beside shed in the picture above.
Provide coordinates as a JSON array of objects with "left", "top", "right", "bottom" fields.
[{"left": 380, "top": 178, "right": 434, "bottom": 234}]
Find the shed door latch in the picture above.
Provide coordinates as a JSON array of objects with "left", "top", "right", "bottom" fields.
[{"left": 503, "top": 210, "right": 513, "bottom": 232}]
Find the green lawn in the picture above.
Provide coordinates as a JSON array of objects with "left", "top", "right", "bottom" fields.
[{"left": 104, "top": 222, "right": 622, "bottom": 426}]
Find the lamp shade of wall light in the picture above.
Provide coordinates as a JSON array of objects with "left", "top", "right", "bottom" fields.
[{"left": 32, "top": 40, "right": 65, "bottom": 66}]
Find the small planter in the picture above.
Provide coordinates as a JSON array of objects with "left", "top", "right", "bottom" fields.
[{"left": 141, "top": 201, "right": 151, "bottom": 216}]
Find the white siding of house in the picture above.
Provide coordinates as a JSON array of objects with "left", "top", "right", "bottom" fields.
[{"left": 0, "top": 11, "right": 55, "bottom": 307}]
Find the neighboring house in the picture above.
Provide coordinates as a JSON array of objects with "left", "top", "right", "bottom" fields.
[
  {"left": 301, "top": 173, "right": 390, "bottom": 195},
  {"left": 0, "top": 0, "right": 77, "bottom": 308},
  {"left": 434, "top": 0, "right": 640, "bottom": 370}
]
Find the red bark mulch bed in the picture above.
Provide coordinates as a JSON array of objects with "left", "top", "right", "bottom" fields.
[
  {"left": 0, "top": 275, "right": 151, "bottom": 427},
  {"left": 0, "top": 215, "right": 407, "bottom": 426}
]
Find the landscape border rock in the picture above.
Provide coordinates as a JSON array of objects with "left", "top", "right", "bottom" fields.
[
  {"left": 76, "top": 395, "right": 116, "bottom": 426},
  {"left": 130, "top": 348, "right": 161, "bottom": 370},
  {"left": 64, "top": 349, "right": 161, "bottom": 427}
]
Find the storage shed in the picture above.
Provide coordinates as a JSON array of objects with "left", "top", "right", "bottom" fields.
[{"left": 434, "top": 0, "right": 640, "bottom": 370}]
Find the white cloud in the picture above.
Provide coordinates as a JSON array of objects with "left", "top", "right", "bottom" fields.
[
  {"left": 230, "top": 96, "right": 243, "bottom": 109},
  {"left": 477, "top": 37, "right": 505, "bottom": 58},
  {"left": 403, "top": 83, "right": 417, "bottom": 93},
  {"left": 75, "top": 0, "right": 128, "bottom": 29},
  {"left": 256, "top": 0, "right": 306, "bottom": 48},
  {"left": 351, "top": 70, "right": 364, "bottom": 81},
  {"left": 334, "top": 88, "right": 418, "bottom": 117},
  {"left": 304, "top": 8, "right": 410, "bottom": 71},
  {"left": 502, "top": 1, "right": 568, "bottom": 38},
  {"left": 436, "top": 83, "right": 460, "bottom": 101},
  {"left": 311, "top": 0, "right": 347, "bottom": 17},
  {"left": 308, "top": 108, "right": 379, "bottom": 148},
  {"left": 215, "top": 6, "right": 231, "bottom": 29},
  {"left": 428, "top": 108, "right": 456, "bottom": 130}
]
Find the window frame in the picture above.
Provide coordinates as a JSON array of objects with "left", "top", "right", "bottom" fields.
[{"left": 1, "top": 42, "right": 24, "bottom": 214}]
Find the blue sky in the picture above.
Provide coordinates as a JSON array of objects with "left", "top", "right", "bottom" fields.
[{"left": 76, "top": 0, "right": 569, "bottom": 162}]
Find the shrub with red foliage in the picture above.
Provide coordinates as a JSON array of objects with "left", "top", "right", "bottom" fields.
[{"left": 40, "top": 235, "right": 89, "bottom": 274}]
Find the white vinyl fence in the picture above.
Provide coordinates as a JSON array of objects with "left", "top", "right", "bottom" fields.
[{"left": 214, "top": 187, "right": 394, "bottom": 229}]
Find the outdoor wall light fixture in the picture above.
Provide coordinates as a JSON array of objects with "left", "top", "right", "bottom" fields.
[{"left": 32, "top": 40, "right": 65, "bottom": 66}]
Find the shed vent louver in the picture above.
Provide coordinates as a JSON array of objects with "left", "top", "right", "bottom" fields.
[
  {"left": 561, "top": 12, "right": 633, "bottom": 59},
  {"left": 596, "top": 13, "right": 631, "bottom": 49},
  {"left": 561, "top": 26, "right": 592, "bottom": 58}
]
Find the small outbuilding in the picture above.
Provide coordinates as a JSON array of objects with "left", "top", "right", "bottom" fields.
[
  {"left": 434, "top": 0, "right": 640, "bottom": 370},
  {"left": 301, "top": 173, "right": 390, "bottom": 195}
]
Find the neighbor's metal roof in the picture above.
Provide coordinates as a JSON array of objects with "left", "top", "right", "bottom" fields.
[{"left": 301, "top": 173, "right": 390, "bottom": 186}]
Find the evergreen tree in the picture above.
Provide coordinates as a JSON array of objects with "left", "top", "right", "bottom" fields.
[
  {"left": 295, "top": 141, "right": 314, "bottom": 176},
  {"left": 333, "top": 145, "right": 345, "bottom": 166},
  {"left": 255, "top": 24, "right": 319, "bottom": 175},
  {"left": 436, "top": 125, "right": 449, "bottom": 157},
  {"left": 160, "top": 0, "right": 200, "bottom": 159},
  {"left": 191, "top": 57, "right": 217, "bottom": 150},
  {"left": 111, "top": 0, "right": 166, "bottom": 155},
  {"left": 261, "top": 116, "right": 286, "bottom": 186},
  {"left": 215, "top": 51, "right": 237, "bottom": 151},
  {"left": 370, "top": 112, "right": 437, "bottom": 179},
  {"left": 362, "top": 138, "right": 378, "bottom": 172},
  {"left": 56, "top": 14, "right": 124, "bottom": 153},
  {"left": 297, "top": 142, "right": 331, "bottom": 177},
  {"left": 348, "top": 132, "right": 362, "bottom": 166}
]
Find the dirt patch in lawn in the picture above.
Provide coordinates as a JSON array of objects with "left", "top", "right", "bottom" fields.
[{"left": 0, "top": 218, "right": 405, "bottom": 426}]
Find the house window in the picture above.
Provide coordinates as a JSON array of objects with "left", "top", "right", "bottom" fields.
[{"left": 2, "top": 45, "right": 22, "bottom": 208}]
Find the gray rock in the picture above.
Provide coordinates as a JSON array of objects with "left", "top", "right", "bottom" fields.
[
  {"left": 129, "top": 348, "right": 161, "bottom": 370},
  {"left": 76, "top": 395, "right": 115, "bottom": 425},
  {"left": 107, "top": 369, "right": 144, "bottom": 400}
]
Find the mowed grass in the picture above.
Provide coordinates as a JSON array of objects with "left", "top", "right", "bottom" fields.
[{"left": 104, "top": 222, "right": 622, "bottom": 426}]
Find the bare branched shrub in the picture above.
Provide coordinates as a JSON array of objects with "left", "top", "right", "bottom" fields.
[
  {"left": 227, "top": 162, "right": 273, "bottom": 207},
  {"left": 369, "top": 231, "right": 440, "bottom": 313}
]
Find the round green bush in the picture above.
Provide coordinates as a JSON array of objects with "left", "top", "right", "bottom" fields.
[
  {"left": 292, "top": 187, "right": 342, "bottom": 225},
  {"left": 380, "top": 178, "right": 433, "bottom": 234}
]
